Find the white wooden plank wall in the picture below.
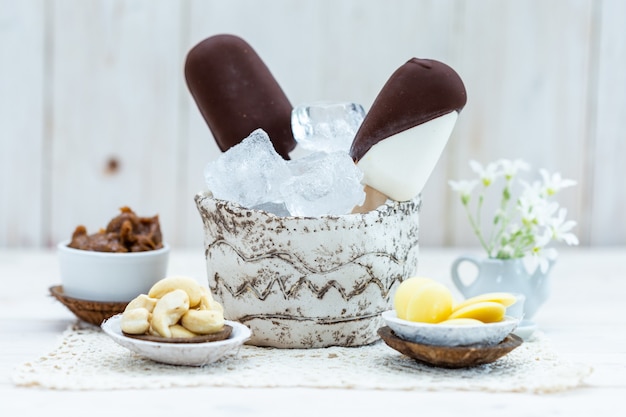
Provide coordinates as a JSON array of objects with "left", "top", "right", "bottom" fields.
[{"left": 1, "top": 0, "right": 625, "bottom": 249}]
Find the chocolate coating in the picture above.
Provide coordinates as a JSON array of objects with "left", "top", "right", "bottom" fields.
[
  {"left": 350, "top": 58, "right": 466, "bottom": 162},
  {"left": 185, "top": 34, "right": 296, "bottom": 159}
]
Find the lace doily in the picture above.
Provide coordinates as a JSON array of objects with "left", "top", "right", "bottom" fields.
[{"left": 13, "top": 323, "right": 592, "bottom": 393}]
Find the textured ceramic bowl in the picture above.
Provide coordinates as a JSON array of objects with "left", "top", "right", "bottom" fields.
[
  {"left": 102, "top": 315, "right": 251, "bottom": 366},
  {"left": 382, "top": 310, "right": 519, "bottom": 347},
  {"left": 57, "top": 240, "right": 170, "bottom": 302},
  {"left": 195, "top": 191, "right": 420, "bottom": 348}
]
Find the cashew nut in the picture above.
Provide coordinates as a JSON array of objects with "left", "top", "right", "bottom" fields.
[
  {"left": 151, "top": 289, "right": 190, "bottom": 338},
  {"left": 120, "top": 277, "right": 226, "bottom": 339},
  {"left": 209, "top": 301, "right": 224, "bottom": 314},
  {"left": 120, "top": 307, "right": 151, "bottom": 334},
  {"left": 169, "top": 324, "right": 197, "bottom": 338},
  {"left": 148, "top": 276, "right": 203, "bottom": 307},
  {"left": 124, "top": 294, "right": 157, "bottom": 313},
  {"left": 181, "top": 309, "right": 224, "bottom": 335},
  {"left": 198, "top": 286, "right": 224, "bottom": 313}
]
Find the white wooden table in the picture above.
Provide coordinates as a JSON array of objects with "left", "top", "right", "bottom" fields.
[{"left": 1, "top": 247, "right": 624, "bottom": 416}]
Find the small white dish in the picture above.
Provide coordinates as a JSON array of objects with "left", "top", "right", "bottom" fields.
[
  {"left": 58, "top": 240, "right": 170, "bottom": 302},
  {"left": 512, "top": 319, "right": 537, "bottom": 341},
  {"left": 381, "top": 310, "right": 519, "bottom": 347},
  {"left": 102, "top": 314, "right": 251, "bottom": 366}
]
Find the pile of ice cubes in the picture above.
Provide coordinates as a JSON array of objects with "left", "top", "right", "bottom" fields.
[{"left": 204, "top": 102, "right": 367, "bottom": 217}]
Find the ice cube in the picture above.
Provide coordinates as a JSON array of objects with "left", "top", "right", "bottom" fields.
[
  {"left": 204, "top": 129, "right": 290, "bottom": 208},
  {"left": 281, "top": 151, "right": 365, "bottom": 217},
  {"left": 291, "top": 102, "right": 365, "bottom": 154},
  {"left": 251, "top": 201, "right": 291, "bottom": 217}
]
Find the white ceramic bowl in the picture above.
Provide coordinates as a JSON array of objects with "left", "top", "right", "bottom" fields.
[
  {"left": 381, "top": 310, "right": 519, "bottom": 347},
  {"left": 195, "top": 191, "right": 421, "bottom": 348},
  {"left": 512, "top": 319, "right": 537, "bottom": 341},
  {"left": 57, "top": 240, "right": 170, "bottom": 302},
  {"left": 101, "top": 315, "right": 251, "bottom": 366}
]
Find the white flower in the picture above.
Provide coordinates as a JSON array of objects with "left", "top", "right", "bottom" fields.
[
  {"left": 535, "top": 200, "right": 559, "bottom": 227},
  {"left": 524, "top": 230, "right": 558, "bottom": 274},
  {"left": 470, "top": 160, "right": 501, "bottom": 187},
  {"left": 523, "top": 248, "right": 557, "bottom": 274},
  {"left": 451, "top": 158, "right": 577, "bottom": 261},
  {"left": 448, "top": 180, "right": 478, "bottom": 204},
  {"left": 498, "top": 159, "right": 530, "bottom": 180},
  {"left": 548, "top": 208, "right": 579, "bottom": 245},
  {"left": 517, "top": 193, "right": 543, "bottom": 226},
  {"left": 518, "top": 185, "right": 558, "bottom": 226},
  {"left": 520, "top": 178, "right": 543, "bottom": 199},
  {"left": 539, "top": 169, "right": 577, "bottom": 196}
]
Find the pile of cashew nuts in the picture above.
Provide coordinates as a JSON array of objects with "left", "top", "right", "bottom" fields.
[{"left": 120, "top": 276, "right": 225, "bottom": 338}]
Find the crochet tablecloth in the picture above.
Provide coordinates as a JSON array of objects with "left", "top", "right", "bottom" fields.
[{"left": 12, "top": 322, "right": 592, "bottom": 393}]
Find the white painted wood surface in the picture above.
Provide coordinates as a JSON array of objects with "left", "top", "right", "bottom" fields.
[
  {"left": 0, "top": 0, "right": 45, "bottom": 247},
  {"left": 1, "top": 0, "right": 625, "bottom": 249}
]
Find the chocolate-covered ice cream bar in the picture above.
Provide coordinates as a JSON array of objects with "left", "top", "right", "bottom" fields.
[
  {"left": 350, "top": 58, "right": 466, "bottom": 207},
  {"left": 185, "top": 34, "right": 296, "bottom": 159}
]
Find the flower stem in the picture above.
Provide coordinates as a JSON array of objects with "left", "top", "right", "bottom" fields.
[
  {"left": 463, "top": 202, "right": 491, "bottom": 256},
  {"left": 490, "top": 183, "right": 513, "bottom": 255}
]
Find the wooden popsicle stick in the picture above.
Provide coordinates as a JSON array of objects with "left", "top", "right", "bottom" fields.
[{"left": 351, "top": 185, "right": 389, "bottom": 214}]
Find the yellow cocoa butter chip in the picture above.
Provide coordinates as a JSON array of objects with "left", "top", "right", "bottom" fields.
[
  {"left": 447, "top": 301, "right": 505, "bottom": 323},
  {"left": 453, "top": 292, "right": 517, "bottom": 312},
  {"left": 404, "top": 282, "right": 453, "bottom": 323},
  {"left": 393, "top": 277, "right": 434, "bottom": 320},
  {"left": 438, "top": 317, "right": 483, "bottom": 325}
]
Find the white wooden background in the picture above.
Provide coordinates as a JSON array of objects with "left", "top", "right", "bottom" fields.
[{"left": 1, "top": 0, "right": 625, "bottom": 249}]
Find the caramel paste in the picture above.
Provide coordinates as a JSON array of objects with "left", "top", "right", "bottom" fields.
[{"left": 68, "top": 207, "right": 163, "bottom": 252}]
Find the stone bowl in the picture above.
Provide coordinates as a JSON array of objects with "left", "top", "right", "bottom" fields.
[
  {"left": 195, "top": 191, "right": 420, "bottom": 348},
  {"left": 381, "top": 310, "right": 520, "bottom": 347}
]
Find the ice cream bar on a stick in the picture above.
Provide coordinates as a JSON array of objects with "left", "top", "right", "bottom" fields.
[
  {"left": 350, "top": 58, "right": 467, "bottom": 213},
  {"left": 185, "top": 34, "right": 296, "bottom": 159}
]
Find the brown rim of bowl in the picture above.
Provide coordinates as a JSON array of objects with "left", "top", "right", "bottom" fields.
[
  {"left": 122, "top": 325, "right": 233, "bottom": 344},
  {"left": 49, "top": 285, "right": 129, "bottom": 326},
  {"left": 378, "top": 326, "right": 523, "bottom": 369}
]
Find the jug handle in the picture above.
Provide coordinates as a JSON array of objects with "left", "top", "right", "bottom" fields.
[{"left": 451, "top": 255, "right": 481, "bottom": 297}]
